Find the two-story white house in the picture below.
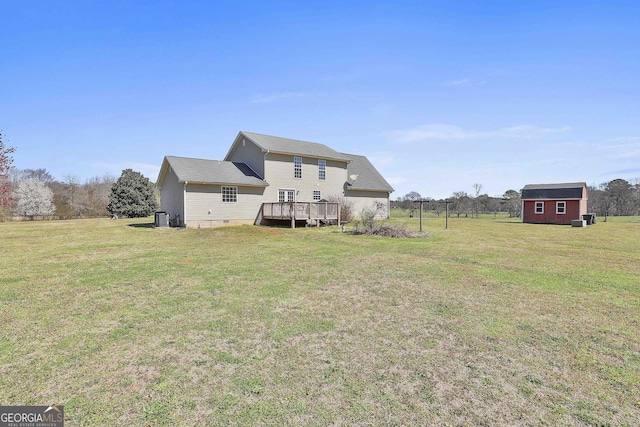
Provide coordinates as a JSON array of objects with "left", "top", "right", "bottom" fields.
[{"left": 156, "top": 131, "right": 394, "bottom": 228}]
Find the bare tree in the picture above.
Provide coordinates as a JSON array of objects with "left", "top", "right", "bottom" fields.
[
  {"left": 605, "top": 178, "right": 635, "bottom": 216},
  {"left": 401, "top": 191, "right": 422, "bottom": 215},
  {"left": 21, "top": 168, "right": 54, "bottom": 183},
  {"left": 502, "top": 190, "right": 521, "bottom": 218},
  {"left": 451, "top": 191, "right": 471, "bottom": 218},
  {"left": 62, "top": 174, "right": 82, "bottom": 217},
  {"left": 588, "top": 183, "right": 614, "bottom": 220},
  {"left": 0, "top": 131, "right": 16, "bottom": 217},
  {"left": 84, "top": 174, "right": 116, "bottom": 217},
  {"left": 432, "top": 199, "right": 444, "bottom": 217},
  {"left": 325, "top": 193, "right": 354, "bottom": 223},
  {"left": 472, "top": 183, "right": 482, "bottom": 218}
]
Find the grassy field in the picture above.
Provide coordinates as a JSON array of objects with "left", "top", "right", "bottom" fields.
[{"left": 1, "top": 213, "right": 639, "bottom": 426}]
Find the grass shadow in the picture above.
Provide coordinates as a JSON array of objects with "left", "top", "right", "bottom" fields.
[{"left": 128, "top": 223, "right": 155, "bottom": 228}]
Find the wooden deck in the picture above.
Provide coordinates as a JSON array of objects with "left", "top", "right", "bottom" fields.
[{"left": 261, "top": 202, "right": 340, "bottom": 228}]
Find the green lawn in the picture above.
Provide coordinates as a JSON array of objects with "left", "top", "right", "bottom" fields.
[{"left": 1, "top": 214, "right": 639, "bottom": 425}]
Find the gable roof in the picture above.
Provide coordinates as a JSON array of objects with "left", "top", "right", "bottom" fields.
[
  {"left": 521, "top": 182, "right": 587, "bottom": 200},
  {"left": 158, "top": 156, "right": 268, "bottom": 187},
  {"left": 226, "top": 131, "right": 351, "bottom": 162},
  {"left": 341, "top": 153, "right": 394, "bottom": 193}
]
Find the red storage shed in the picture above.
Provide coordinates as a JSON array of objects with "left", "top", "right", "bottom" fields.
[{"left": 521, "top": 182, "right": 588, "bottom": 225}]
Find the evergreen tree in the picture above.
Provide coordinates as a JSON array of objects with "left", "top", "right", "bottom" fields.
[{"left": 107, "top": 169, "right": 158, "bottom": 218}]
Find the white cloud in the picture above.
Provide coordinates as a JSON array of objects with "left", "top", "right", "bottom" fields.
[
  {"left": 389, "top": 124, "right": 473, "bottom": 142},
  {"left": 367, "top": 151, "right": 397, "bottom": 168},
  {"left": 320, "top": 72, "right": 359, "bottom": 84},
  {"left": 604, "top": 137, "right": 640, "bottom": 160},
  {"left": 603, "top": 167, "right": 640, "bottom": 177},
  {"left": 380, "top": 125, "right": 640, "bottom": 199},
  {"left": 617, "top": 150, "right": 640, "bottom": 160},
  {"left": 387, "top": 124, "right": 571, "bottom": 143},
  {"left": 441, "top": 79, "right": 471, "bottom": 87},
  {"left": 131, "top": 163, "right": 161, "bottom": 180},
  {"left": 608, "top": 136, "right": 640, "bottom": 144},
  {"left": 250, "top": 91, "right": 318, "bottom": 104},
  {"left": 386, "top": 176, "right": 407, "bottom": 189},
  {"left": 92, "top": 162, "right": 160, "bottom": 181},
  {"left": 441, "top": 79, "right": 486, "bottom": 87}
]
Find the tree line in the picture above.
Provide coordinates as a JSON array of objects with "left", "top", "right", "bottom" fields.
[
  {"left": 393, "top": 180, "right": 640, "bottom": 220},
  {"left": 392, "top": 185, "right": 524, "bottom": 219},
  {"left": 2, "top": 167, "right": 158, "bottom": 220},
  {"left": 1, "top": 132, "right": 157, "bottom": 220},
  {"left": 587, "top": 179, "right": 640, "bottom": 220},
  {"left": 3, "top": 131, "right": 640, "bottom": 222},
  {"left": 8, "top": 168, "right": 116, "bottom": 219}
]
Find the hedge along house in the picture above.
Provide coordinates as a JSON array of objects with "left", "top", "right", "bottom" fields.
[
  {"left": 156, "top": 131, "right": 394, "bottom": 228},
  {"left": 521, "top": 182, "right": 588, "bottom": 225}
]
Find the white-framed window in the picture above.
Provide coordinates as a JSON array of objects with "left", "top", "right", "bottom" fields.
[
  {"left": 222, "top": 186, "right": 237, "bottom": 203},
  {"left": 535, "top": 201, "right": 544, "bottom": 214},
  {"left": 278, "top": 189, "right": 295, "bottom": 202},
  {"left": 294, "top": 157, "right": 302, "bottom": 179},
  {"left": 313, "top": 190, "right": 321, "bottom": 201},
  {"left": 556, "top": 201, "right": 566, "bottom": 214},
  {"left": 318, "top": 159, "right": 326, "bottom": 180}
]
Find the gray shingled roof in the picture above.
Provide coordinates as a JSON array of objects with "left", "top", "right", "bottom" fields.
[
  {"left": 163, "top": 156, "right": 268, "bottom": 187},
  {"left": 341, "top": 153, "right": 394, "bottom": 193},
  {"left": 240, "top": 131, "right": 351, "bottom": 162},
  {"left": 521, "top": 182, "right": 586, "bottom": 200}
]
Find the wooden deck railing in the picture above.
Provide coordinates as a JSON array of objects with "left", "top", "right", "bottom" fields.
[{"left": 261, "top": 202, "right": 340, "bottom": 228}]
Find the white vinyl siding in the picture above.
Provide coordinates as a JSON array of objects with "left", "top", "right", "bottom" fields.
[
  {"left": 344, "top": 189, "right": 391, "bottom": 219},
  {"left": 159, "top": 167, "right": 185, "bottom": 223},
  {"left": 185, "top": 184, "right": 264, "bottom": 223},
  {"left": 225, "top": 136, "right": 266, "bottom": 178},
  {"left": 263, "top": 153, "right": 348, "bottom": 203}
]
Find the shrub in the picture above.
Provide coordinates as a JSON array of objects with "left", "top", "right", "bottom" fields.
[
  {"left": 353, "top": 203, "right": 428, "bottom": 238},
  {"left": 325, "top": 194, "right": 354, "bottom": 224}
]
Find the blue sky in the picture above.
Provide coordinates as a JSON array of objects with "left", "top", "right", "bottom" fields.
[{"left": 2, "top": 1, "right": 639, "bottom": 199}]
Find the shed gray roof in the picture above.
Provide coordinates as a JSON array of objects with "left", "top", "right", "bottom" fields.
[
  {"left": 238, "top": 131, "right": 351, "bottom": 162},
  {"left": 521, "top": 182, "right": 586, "bottom": 200},
  {"left": 341, "top": 153, "right": 394, "bottom": 193},
  {"left": 162, "top": 156, "right": 268, "bottom": 187}
]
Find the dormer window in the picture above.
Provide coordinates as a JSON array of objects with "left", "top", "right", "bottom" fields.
[{"left": 294, "top": 157, "right": 302, "bottom": 179}]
